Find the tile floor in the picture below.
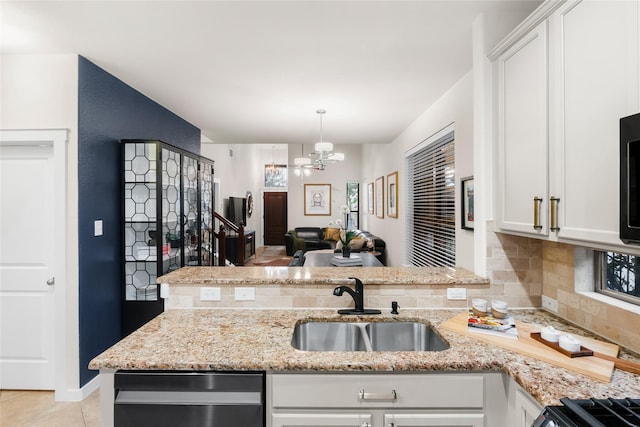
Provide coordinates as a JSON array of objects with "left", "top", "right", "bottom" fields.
[
  {"left": 0, "top": 246, "right": 287, "bottom": 427},
  {"left": 0, "top": 389, "right": 100, "bottom": 427}
]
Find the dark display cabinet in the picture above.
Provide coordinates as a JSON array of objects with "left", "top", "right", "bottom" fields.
[{"left": 122, "top": 140, "right": 214, "bottom": 335}]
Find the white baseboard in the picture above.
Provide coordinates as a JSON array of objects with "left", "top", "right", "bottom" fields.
[{"left": 54, "top": 375, "right": 100, "bottom": 402}]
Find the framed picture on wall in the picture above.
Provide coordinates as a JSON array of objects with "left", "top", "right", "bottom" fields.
[
  {"left": 367, "top": 182, "right": 374, "bottom": 214},
  {"left": 461, "top": 176, "right": 474, "bottom": 230},
  {"left": 304, "top": 183, "right": 331, "bottom": 216},
  {"left": 387, "top": 171, "right": 398, "bottom": 218},
  {"left": 375, "top": 176, "right": 384, "bottom": 219}
]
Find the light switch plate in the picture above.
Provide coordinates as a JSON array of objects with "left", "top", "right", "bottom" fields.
[
  {"left": 235, "top": 287, "right": 255, "bottom": 301},
  {"left": 94, "top": 220, "right": 103, "bottom": 236},
  {"left": 447, "top": 288, "right": 467, "bottom": 300},
  {"left": 200, "top": 287, "right": 221, "bottom": 301}
]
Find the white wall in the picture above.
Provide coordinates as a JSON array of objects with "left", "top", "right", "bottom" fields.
[
  {"left": 287, "top": 143, "right": 363, "bottom": 229},
  {"left": 200, "top": 142, "right": 288, "bottom": 246},
  {"left": 362, "top": 72, "right": 475, "bottom": 268},
  {"left": 1, "top": 53, "right": 80, "bottom": 396}
]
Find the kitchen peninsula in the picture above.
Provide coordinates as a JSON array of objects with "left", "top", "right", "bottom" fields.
[{"left": 90, "top": 266, "right": 640, "bottom": 427}]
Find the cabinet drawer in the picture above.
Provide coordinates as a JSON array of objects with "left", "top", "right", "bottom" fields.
[{"left": 271, "top": 374, "right": 483, "bottom": 409}]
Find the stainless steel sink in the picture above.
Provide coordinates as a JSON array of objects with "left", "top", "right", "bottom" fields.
[
  {"left": 290, "top": 322, "right": 369, "bottom": 351},
  {"left": 291, "top": 321, "right": 449, "bottom": 352},
  {"left": 365, "top": 322, "right": 449, "bottom": 351}
]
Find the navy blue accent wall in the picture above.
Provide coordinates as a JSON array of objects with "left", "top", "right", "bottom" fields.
[{"left": 78, "top": 56, "right": 200, "bottom": 386}]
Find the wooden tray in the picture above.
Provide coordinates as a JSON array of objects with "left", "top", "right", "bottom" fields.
[
  {"left": 440, "top": 312, "right": 619, "bottom": 382},
  {"left": 530, "top": 332, "right": 594, "bottom": 357}
]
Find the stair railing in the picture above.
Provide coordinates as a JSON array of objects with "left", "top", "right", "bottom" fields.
[{"left": 213, "top": 211, "right": 245, "bottom": 266}]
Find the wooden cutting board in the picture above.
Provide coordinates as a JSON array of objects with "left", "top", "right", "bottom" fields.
[{"left": 440, "top": 312, "right": 619, "bottom": 382}]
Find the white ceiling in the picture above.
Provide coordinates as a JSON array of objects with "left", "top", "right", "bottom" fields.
[{"left": 1, "top": 1, "right": 540, "bottom": 145}]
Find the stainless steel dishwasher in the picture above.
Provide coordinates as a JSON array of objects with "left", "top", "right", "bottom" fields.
[{"left": 114, "top": 371, "right": 265, "bottom": 427}]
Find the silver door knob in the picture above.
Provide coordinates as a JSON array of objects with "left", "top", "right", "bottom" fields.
[{"left": 46, "top": 277, "right": 55, "bottom": 286}]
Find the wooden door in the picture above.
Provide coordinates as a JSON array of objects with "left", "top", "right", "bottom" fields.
[
  {"left": 0, "top": 144, "right": 56, "bottom": 389},
  {"left": 264, "top": 192, "right": 287, "bottom": 245}
]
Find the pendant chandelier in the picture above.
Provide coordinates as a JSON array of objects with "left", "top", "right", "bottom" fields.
[{"left": 293, "top": 109, "right": 345, "bottom": 171}]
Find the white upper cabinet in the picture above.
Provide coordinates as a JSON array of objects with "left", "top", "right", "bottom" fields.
[
  {"left": 495, "top": 21, "right": 550, "bottom": 236},
  {"left": 550, "top": 0, "right": 639, "bottom": 246},
  {"left": 493, "top": 0, "right": 640, "bottom": 248}
]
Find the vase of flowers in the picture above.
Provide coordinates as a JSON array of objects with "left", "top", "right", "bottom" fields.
[{"left": 337, "top": 205, "right": 355, "bottom": 257}]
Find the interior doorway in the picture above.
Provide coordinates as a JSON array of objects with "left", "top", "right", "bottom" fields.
[
  {"left": 0, "top": 129, "right": 68, "bottom": 395},
  {"left": 263, "top": 191, "right": 287, "bottom": 245}
]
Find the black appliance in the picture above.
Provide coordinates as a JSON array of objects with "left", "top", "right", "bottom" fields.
[
  {"left": 620, "top": 112, "right": 640, "bottom": 243},
  {"left": 114, "top": 371, "right": 265, "bottom": 427},
  {"left": 533, "top": 397, "right": 640, "bottom": 427}
]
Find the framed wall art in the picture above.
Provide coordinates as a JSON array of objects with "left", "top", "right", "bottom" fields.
[
  {"left": 375, "top": 176, "right": 384, "bottom": 219},
  {"left": 387, "top": 171, "right": 398, "bottom": 218},
  {"left": 461, "top": 176, "right": 474, "bottom": 230},
  {"left": 367, "top": 182, "right": 374, "bottom": 214},
  {"left": 304, "top": 183, "right": 331, "bottom": 216}
]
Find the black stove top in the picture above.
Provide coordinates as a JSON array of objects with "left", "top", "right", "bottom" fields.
[{"left": 533, "top": 397, "right": 640, "bottom": 427}]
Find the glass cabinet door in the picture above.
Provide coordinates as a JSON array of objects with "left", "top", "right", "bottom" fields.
[
  {"left": 161, "top": 147, "right": 182, "bottom": 275},
  {"left": 123, "top": 142, "right": 159, "bottom": 302}
]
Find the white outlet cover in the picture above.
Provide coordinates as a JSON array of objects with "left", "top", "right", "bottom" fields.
[
  {"left": 235, "top": 287, "right": 255, "bottom": 301},
  {"left": 447, "top": 288, "right": 467, "bottom": 300},
  {"left": 94, "top": 220, "right": 103, "bottom": 236},
  {"left": 200, "top": 287, "right": 221, "bottom": 301},
  {"left": 541, "top": 295, "right": 558, "bottom": 313}
]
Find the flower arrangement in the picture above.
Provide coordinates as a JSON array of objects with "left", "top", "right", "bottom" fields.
[{"left": 337, "top": 205, "right": 354, "bottom": 247}]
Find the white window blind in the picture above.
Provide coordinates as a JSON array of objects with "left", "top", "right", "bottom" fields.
[{"left": 406, "top": 131, "right": 455, "bottom": 267}]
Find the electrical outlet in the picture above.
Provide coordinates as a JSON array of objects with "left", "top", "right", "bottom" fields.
[
  {"left": 542, "top": 295, "right": 558, "bottom": 313},
  {"left": 447, "top": 288, "right": 467, "bottom": 300},
  {"left": 94, "top": 220, "right": 103, "bottom": 236},
  {"left": 200, "top": 287, "right": 221, "bottom": 301},
  {"left": 235, "top": 287, "right": 255, "bottom": 301}
]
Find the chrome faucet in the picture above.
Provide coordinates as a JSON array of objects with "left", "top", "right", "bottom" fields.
[{"left": 333, "top": 277, "right": 381, "bottom": 315}]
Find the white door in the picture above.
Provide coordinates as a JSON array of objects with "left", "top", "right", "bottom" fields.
[{"left": 0, "top": 144, "right": 56, "bottom": 389}]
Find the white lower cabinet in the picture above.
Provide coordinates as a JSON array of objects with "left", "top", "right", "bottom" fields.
[
  {"left": 513, "top": 385, "right": 543, "bottom": 427},
  {"left": 383, "top": 413, "right": 484, "bottom": 427},
  {"left": 272, "top": 413, "right": 373, "bottom": 427},
  {"left": 268, "top": 373, "right": 499, "bottom": 427}
]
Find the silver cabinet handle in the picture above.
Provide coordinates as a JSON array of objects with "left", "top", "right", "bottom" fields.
[
  {"left": 533, "top": 197, "right": 543, "bottom": 230},
  {"left": 358, "top": 389, "right": 397, "bottom": 401},
  {"left": 388, "top": 424, "right": 396, "bottom": 427},
  {"left": 361, "top": 424, "right": 370, "bottom": 427},
  {"left": 46, "top": 277, "right": 55, "bottom": 286}
]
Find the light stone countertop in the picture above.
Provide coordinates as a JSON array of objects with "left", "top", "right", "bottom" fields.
[
  {"left": 158, "top": 266, "right": 490, "bottom": 286},
  {"left": 89, "top": 308, "right": 640, "bottom": 406}
]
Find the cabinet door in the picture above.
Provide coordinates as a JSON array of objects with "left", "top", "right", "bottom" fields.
[
  {"left": 550, "top": 0, "right": 639, "bottom": 246},
  {"left": 514, "top": 388, "right": 542, "bottom": 427},
  {"left": 272, "top": 413, "right": 372, "bottom": 427},
  {"left": 384, "top": 413, "right": 484, "bottom": 427},
  {"left": 496, "top": 21, "right": 550, "bottom": 236}
]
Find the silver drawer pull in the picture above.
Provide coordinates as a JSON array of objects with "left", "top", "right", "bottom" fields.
[{"left": 358, "top": 389, "right": 397, "bottom": 401}]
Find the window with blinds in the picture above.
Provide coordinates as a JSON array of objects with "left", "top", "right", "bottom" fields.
[{"left": 405, "top": 130, "right": 455, "bottom": 267}]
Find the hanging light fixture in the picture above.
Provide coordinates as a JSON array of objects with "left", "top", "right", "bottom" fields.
[
  {"left": 293, "top": 145, "right": 311, "bottom": 176},
  {"left": 292, "top": 109, "right": 345, "bottom": 171},
  {"left": 266, "top": 145, "right": 278, "bottom": 176}
]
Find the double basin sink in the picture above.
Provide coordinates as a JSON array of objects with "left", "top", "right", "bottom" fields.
[{"left": 291, "top": 321, "right": 449, "bottom": 352}]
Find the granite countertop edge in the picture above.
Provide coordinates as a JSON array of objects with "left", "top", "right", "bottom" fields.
[
  {"left": 89, "top": 308, "right": 640, "bottom": 407},
  {"left": 157, "top": 266, "right": 490, "bottom": 286}
]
